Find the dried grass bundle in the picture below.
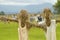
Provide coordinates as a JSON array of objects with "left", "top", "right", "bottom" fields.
[
  {"left": 19, "top": 10, "right": 29, "bottom": 28},
  {"left": 43, "top": 8, "right": 53, "bottom": 26}
]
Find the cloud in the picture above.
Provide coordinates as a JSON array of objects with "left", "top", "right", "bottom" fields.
[
  {"left": 0, "top": 0, "right": 4, "bottom": 1},
  {"left": 0, "top": 0, "right": 57, "bottom": 5},
  {"left": 0, "top": 1, "right": 40, "bottom": 5}
]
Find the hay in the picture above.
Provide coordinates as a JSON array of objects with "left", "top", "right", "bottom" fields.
[
  {"left": 19, "top": 10, "right": 29, "bottom": 28},
  {"left": 43, "top": 8, "right": 53, "bottom": 26}
]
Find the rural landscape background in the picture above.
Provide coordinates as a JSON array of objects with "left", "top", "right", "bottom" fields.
[{"left": 0, "top": 0, "right": 60, "bottom": 40}]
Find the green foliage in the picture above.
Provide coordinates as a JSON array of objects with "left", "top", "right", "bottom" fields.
[
  {"left": 54, "top": 0, "right": 60, "bottom": 14},
  {"left": 0, "top": 11, "right": 5, "bottom": 15}
]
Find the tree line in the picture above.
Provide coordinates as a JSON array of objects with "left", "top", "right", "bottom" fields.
[
  {"left": 54, "top": 0, "right": 60, "bottom": 14},
  {"left": 0, "top": 11, "right": 5, "bottom": 15}
]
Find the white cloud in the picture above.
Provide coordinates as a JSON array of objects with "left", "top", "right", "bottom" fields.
[
  {"left": 0, "top": 2, "right": 29, "bottom": 5},
  {"left": 45, "top": 0, "right": 57, "bottom": 4},
  {"left": 0, "top": 1, "right": 40, "bottom": 5},
  {"left": 0, "top": 0, "right": 57, "bottom": 5},
  {"left": 0, "top": 0, "right": 4, "bottom": 1}
]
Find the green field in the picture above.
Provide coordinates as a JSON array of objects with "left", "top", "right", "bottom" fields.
[{"left": 0, "top": 22, "right": 60, "bottom": 40}]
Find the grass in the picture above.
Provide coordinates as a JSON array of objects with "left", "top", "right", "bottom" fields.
[
  {"left": 0, "top": 22, "right": 60, "bottom": 40},
  {"left": 56, "top": 23, "right": 60, "bottom": 40},
  {"left": 0, "top": 22, "right": 18, "bottom": 40}
]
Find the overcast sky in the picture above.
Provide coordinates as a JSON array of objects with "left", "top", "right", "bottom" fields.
[{"left": 0, "top": 0, "right": 57, "bottom": 5}]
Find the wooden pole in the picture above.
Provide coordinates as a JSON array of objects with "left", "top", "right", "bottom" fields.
[
  {"left": 18, "top": 10, "right": 28, "bottom": 40},
  {"left": 18, "top": 18, "right": 28, "bottom": 40},
  {"left": 46, "top": 20, "right": 56, "bottom": 40},
  {"left": 18, "top": 27, "right": 28, "bottom": 40}
]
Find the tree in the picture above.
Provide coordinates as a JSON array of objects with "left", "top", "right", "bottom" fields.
[
  {"left": 54, "top": 0, "right": 60, "bottom": 14},
  {"left": 0, "top": 11, "right": 5, "bottom": 15}
]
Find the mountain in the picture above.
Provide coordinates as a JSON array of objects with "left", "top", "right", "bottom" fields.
[{"left": 0, "top": 3, "right": 53, "bottom": 14}]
